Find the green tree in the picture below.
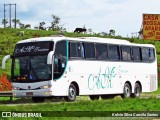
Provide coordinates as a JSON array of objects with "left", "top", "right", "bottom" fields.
[
  {"left": 12, "top": 19, "right": 20, "bottom": 28},
  {"left": 19, "top": 22, "right": 25, "bottom": 29},
  {"left": 49, "top": 14, "right": 60, "bottom": 31},
  {"left": 109, "top": 29, "right": 115, "bottom": 36},
  {"left": 39, "top": 22, "right": 46, "bottom": 30},
  {"left": 2, "top": 19, "right": 8, "bottom": 28}
]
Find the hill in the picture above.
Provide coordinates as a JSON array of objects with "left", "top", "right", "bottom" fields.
[{"left": 0, "top": 28, "right": 159, "bottom": 76}]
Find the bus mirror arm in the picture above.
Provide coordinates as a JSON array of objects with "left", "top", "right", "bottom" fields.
[
  {"left": 47, "top": 51, "right": 54, "bottom": 65},
  {"left": 2, "top": 55, "right": 11, "bottom": 69}
]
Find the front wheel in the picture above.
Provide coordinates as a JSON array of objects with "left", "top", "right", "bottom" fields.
[
  {"left": 122, "top": 83, "right": 131, "bottom": 98},
  {"left": 64, "top": 84, "right": 77, "bottom": 102}
]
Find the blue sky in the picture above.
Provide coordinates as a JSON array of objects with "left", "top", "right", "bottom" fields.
[{"left": 0, "top": 0, "right": 160, "bottom": 37}]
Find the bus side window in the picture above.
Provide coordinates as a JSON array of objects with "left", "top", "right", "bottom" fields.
[
  {"left": 81, "top": 43, "right": 85, "bottom": 59},
  {"left": 95, "top": 43, "right": 107, "bottom": 60},
  {"left": 132, "top": 47, "right": 141, "bottom": 62},
  {"left": 121, "top": 46, "right": 131, "bottom": 61},
  {"left": 70, "top": 42, "right": 81, "bottom": 58},
  {"left": 108, "top": 44, "right": 120, "bottom": 61},
  {"left": 54, "top": 41, "right": 67, "bottom": 79},
  {"left": 142, "top": 47, "right": 149, "bottom": 62},
  {"left": 149, "top": 48, "right": 155, "bottom": 62},
  {"left": 83, "top": 42, "right": 95, "bottom": 59}
]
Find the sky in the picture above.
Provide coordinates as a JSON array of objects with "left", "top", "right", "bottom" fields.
[{"left": 0, "top": 0, "right": 160, "bottom": 37}]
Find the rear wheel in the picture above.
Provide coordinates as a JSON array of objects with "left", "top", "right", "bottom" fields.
[
  {"left": 132, "top": 83, "right": 141, "bottom": 98},
  {"left": 32, "top": 97, "right": 45, "bottom": 103},
  {"left": 64, "top": 84, "right": 77, "bottom": 102},
  {"left": 122, "top": 83, "right": 131, "bottom": 98},
  {"left": 89, "top": 95, "right": 99, "bottom": 100}
]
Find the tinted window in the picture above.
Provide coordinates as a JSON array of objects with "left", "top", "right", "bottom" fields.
[
  {"left": 95, "top": 44, "right": 107, "bottom": 60},
  {"left": 84, "top": 43, "right": 95, "bottom": 59},
  {"left": 54, "top": 41, "right": 67, "bottom": 79},
  {"left": 132, "top": 47, "right": 141, "bottom": 61},
  {"left": 121, "top": 46, "right": 131, "bottom": 61},
  {"left": 142, "top": 47, "right": 149, "bottom": 62},
  {"left": 70, "top": 42, "right": 81, "bottom": 58},
  {"left": 149, "top": 48, "right": 155, "bottom": 62},
  {"left": 108, "top": 45, "right": 120, "bottom": 60}
]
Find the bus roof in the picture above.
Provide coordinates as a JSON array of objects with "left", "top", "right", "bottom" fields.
[{"left": 16, "top": 36, "right": 155, "bottom": 48}]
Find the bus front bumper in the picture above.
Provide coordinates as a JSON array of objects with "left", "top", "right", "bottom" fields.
[{"left": 12, "top": 89, "right": 53, "bottom": 97}]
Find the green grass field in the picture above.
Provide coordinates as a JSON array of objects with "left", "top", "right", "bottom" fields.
[
  {"left": 0, "top": 28, "right": 160, "bottom": 120},
  {"left": 0, "top": 97, "right": 160, "bottom": 120},
  {"left": 1, "top": 97, "right": 160, "bottom": 111}
]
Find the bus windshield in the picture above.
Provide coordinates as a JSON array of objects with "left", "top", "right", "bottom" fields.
[
  {"left": 12, "top": 41, "right": 53, "bottom": 82},
  {"left": 12, "top": 55, "right": 52, "bottom": 82}
]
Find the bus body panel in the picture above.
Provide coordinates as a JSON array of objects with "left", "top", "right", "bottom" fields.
[
  {"left": 65, "top": 59, "right": 157, "bottom": 96},
  {"left": 2, "top": 36, "right": 157, "bottom": 98}
]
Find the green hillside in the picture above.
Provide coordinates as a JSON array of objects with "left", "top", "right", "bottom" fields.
[{"left": 0, "top": 28, "right": 159, "bottom": 76}]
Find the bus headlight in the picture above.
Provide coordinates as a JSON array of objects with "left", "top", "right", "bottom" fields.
[
  {"left": 40, "top": 85, "right": 52, "bottom": 89},
  {"left": 12, "top": 86, "right": 20, "bottom": 90}
]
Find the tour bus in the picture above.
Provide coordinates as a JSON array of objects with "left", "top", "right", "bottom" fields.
[{"left": 2, "top": 36, "right": 157, "bottom": 102}]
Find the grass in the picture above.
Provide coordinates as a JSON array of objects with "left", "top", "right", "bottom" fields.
[
  {"left": 0, "top": 28, "right": 160, "bottom": 120},
  {"left": 0, "top": 96, "right": 160, "bottom": 111},
  {"left": 0, "top": 97, "right": 160, "bottom": 119}
]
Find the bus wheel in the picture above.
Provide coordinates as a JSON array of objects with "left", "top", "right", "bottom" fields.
[
  {"left": 122, "top": 83, "right": 131, "bottom": 98},
  {"left": 32, "top": 97, "right": 45, "bottom": 103},
  {"left": 64, "top": 84, "right": 77, "bottom": 102},
  {"left": 89, "top": 95, "right": 99, "bottom": 100},
  {"left": 132, "top": 83, "right": 141, "bottom": 98}
]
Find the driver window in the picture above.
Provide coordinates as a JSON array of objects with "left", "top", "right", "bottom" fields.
[{"left": 54, "top": 41, "right": 67, "bottom": 79}]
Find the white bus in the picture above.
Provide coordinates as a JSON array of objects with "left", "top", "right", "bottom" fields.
[{"left": 2, "top": 36, "right": 157, "bottom": 102}]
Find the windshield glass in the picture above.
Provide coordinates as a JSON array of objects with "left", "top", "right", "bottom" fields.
[
  {"left": 12, "top": 55, "right": 52, "bottom": 82},
  {"left": 12, "top": 41, "right": 53, "bottom": 82}
]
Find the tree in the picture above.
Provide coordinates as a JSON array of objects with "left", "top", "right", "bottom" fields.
[
  {"left": 2, "top": 19, "right": 8, "bottom": 28},
  {"left": 12, "top": 19, "right": 20, "bottom": 28},
  {"left": 39, "top": 22, "right": 46, "bottom": 30},
  {"left": 25, "top": 24, "right": 31, "bottom": 29},
  {"left": 49, "top": 14, "right": 60, "bottom": 31},
  {"left": 19, "top": 22, "right": 25, "bottom": 29},
  {"left": 100, "top": 32, "right": 108, "bottom": 36},
  {"left": 109, "top": 29, "right": 115, "bottom": 36}
]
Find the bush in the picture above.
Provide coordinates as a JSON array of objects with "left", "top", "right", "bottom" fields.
[{"left": 0, "top": 74, "right": 12, "bottom": 91}]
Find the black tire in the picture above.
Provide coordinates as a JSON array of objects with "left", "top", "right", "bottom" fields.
[
  {"left": 64, "top": 84, "right": 77, "bottom": 102},
  {"left": 32, "top": 97, "right": 45, "bottom": 103},
  {"left": 132, "top": 83, "right": 141, "bottom": 98},
  {"left": 89, "top": 95, "right": 99, "bottom": 100},
  {"left": 122, "top": 83, "right": 131, "bottom": 98}
]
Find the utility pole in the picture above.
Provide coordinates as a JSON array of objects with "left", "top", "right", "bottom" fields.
[
  {"left": 4, "top": 4, "right": 6, "bottom": 28},
  {"left": 15, "top": 3, "right": 16, "bottom": 28},
  {"left": 3, "top": 3, "right": 17, "bottom": 28},
  {"left": 10, "top": 4, "right": 11, "bottom": 28}
]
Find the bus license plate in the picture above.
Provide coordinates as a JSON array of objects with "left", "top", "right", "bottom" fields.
[{"left": 26, "top": 92, "right": 33, "bottom": 96}]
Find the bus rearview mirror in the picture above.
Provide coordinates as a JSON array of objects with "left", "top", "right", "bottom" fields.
[{"left": 2, "top": 55, "right": 11, "bottom": 69}]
